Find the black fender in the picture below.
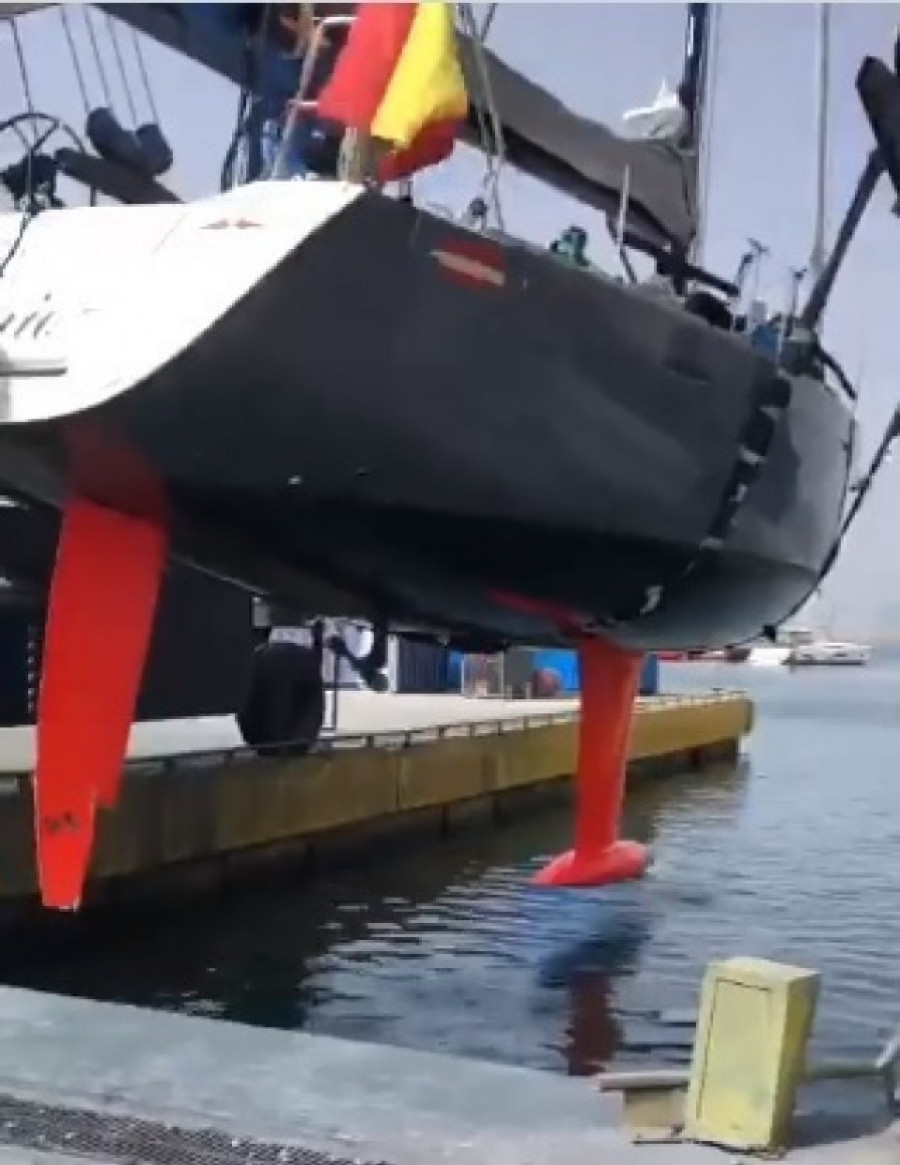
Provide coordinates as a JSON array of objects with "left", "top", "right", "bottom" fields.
[{"left": 236, "top": 641, "right": 325, "bottom": 758}]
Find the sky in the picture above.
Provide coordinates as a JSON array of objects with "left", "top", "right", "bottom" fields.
[{"left": 1, "top": 2, "right": 899, "bottom": 636}]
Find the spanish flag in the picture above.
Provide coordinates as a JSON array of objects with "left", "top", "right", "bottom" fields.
[{"left": 317, "top": 2, "right": 468, "bottom": 181}]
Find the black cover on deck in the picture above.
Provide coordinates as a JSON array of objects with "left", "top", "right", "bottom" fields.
[{"left": 457, "top": 38, "right": 696, "bottom": 250}]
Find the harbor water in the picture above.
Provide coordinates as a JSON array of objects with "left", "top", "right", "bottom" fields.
[{"left": 3, "top": 657, "right": 899, "bottom": 1082}]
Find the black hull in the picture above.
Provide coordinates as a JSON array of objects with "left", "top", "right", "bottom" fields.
[
  {"left": 0, "top": 500, "right": 254, "bottom": 723},
  {"left": 0, "top": 189, "right": 855, "bottom": 651}
]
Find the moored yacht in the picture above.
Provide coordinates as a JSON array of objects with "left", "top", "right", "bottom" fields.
[{"left": 784, "top": 639, "right": 871, "bottom": 666}]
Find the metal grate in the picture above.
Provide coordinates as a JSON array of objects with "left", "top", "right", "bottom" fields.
[{"left": 0, "top": 1092, "right": 391, "bottom": 1165}]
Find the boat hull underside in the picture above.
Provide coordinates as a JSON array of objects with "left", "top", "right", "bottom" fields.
[{"left": 0, "top": 190, "right": 855, "bottom": 651}]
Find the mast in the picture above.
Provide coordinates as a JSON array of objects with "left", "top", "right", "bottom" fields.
[
  {"left": 808, "top": 3, "right": 831, "bottom": 289},
  {"left": 678, "top": 3, "right": 714, "bottom": 265}
]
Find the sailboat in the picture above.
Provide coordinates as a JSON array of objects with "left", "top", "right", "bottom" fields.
[
  {"left": 0, "top": 0, "right": 872, "bottom": 654},
  {"left": 1, "top": 1, "right": 899, "bottom": 909}
]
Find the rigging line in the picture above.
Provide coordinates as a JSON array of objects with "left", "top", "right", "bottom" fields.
[
  {"left": 0, "top": 208, "right": 33, "bottom": 279},
  {"left": 9, "top": 18, "right": 37, "bottom": 144},
  {"left": 459, "top": 7, "right": 505, "bottom": 168},
  {"left": 81, "top": 6, "right": 114, "bottom": 108},
  {"left": 104, "top": 14, "right": 139, "bottom": 126},
  {"left": 458, "top": 3, "right": 506, "bottom": 230},
  {"left": 128, "top": 27, "right": 161, "bottom": 123},
  {"left": 0, "top": 113, "right": 32, "bottom": 256},
  {"left": 221, "top": 5, "right": 266, "bottom": 191},
  {"left": 58, "top": 7, "right": 91, "bottom": 118},
  {"left": 479, "top": 3, "right": 498, "bottom": 40},
  {"left": 808, "top": 2, "right": 831, "bottom": 289}
]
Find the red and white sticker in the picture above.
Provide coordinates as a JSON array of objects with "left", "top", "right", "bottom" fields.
[{"left": 430, "top": 238, "right": 505, "bottom": 289}]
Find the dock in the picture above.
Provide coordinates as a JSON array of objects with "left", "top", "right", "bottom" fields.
[
  {"left": 0, "top": 985, "right": 893, "bottom": 1165},
  {"left": 0, "top": 690, "right": 752, "bottom": 927}
]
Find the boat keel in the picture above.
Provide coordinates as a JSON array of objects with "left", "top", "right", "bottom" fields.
[
  {"left": 35, "top": 495, "right": 168, "bottom": 910},
  {"left": 532, "top": 638, "right": 648, "bottom": 888}
]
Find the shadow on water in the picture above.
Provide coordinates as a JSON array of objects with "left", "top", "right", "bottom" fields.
[{"left": 3, "top": 758, "right": 751, "bottom": 1076}]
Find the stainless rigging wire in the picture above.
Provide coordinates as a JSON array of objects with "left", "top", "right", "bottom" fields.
[
  {"left": 479, "top": 3, "right": 498, "bottom": 40},
  {"left": 129, "top": 27, "right": 162, "bottom": 124},
  {"left": 58, "top": 7, "right": 92, "bottom": 118},
  {"left": 104, "top": 14, "right": 139, "bottom": 125},
  {"left": 9, "top": 17, "right": 37, "bottom": 143},
  {"left": 81, "top": 6, "right": 114, "bottom": 108}
]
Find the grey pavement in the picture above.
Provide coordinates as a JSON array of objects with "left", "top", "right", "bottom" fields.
[{"left": 0, "top": 988, "right": 894, "bottom": 1165}]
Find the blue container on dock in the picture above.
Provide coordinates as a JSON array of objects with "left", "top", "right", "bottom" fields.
[
  {"left": 533, "top": 649, "right": 581, "bottom": 694},
  {"left": 448, "top": 651, "right": 464, "bottom": 691},
  {"left": 531, "top": 649, "right": 660, "bottom": 697},
  {"left": 640, "top": 652, "right": 660, "bottom": 696}
]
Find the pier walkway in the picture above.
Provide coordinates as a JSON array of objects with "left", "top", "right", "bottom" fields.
[
  {"left": 0, "top": 690, "right": 743, "bottom": 773},
  {"left": 0, "top": 987, "right": 893, "bottom": 1165},
  {"left": 0, "top": 691, "right": 583, "bottom": 772}
]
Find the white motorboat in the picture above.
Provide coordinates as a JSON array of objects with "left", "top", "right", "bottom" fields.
[
  {"left": 784, "top": 640, "right": 871, "bottom": 666},
  {"left": 746, "top": 645, "right": 792, "bottom": 667},
  {"left": 746, "top": 626, "right": 814, "bottom": 666}
]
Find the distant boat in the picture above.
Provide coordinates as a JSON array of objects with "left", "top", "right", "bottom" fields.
[
  {"left": 744, "top": 626, "right": 811, "bottom": 666},
  {"left": 747, "top": 644, "right": 792, "bottom": 667},
  {"left": 784, "top": 639, "right": 871, "bottom": 667}
]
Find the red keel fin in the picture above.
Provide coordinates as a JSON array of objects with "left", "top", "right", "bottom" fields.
[
  {"left": 35, "top": 495, "right": 167, "bottom": 910},
  {"left": 532, "top": 638, "right": 648, "bottom": 888}
]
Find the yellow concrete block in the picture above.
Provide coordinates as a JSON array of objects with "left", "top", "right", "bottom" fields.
[{"left": 683, "top": 956, "right": 820, "bottom": 1153}]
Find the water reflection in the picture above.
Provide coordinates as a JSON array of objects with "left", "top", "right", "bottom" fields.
[{"left": 537, "top": 888, "right": 651, "bottom": 1074}]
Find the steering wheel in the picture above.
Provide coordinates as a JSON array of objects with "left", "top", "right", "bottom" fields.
[{"left": 0, "top": 110, "right": 90, "bottom": 209}]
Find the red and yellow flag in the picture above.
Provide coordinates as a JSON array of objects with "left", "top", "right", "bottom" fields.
[{"left": 317, "top": 2, "right": 468, "bottom": 179}]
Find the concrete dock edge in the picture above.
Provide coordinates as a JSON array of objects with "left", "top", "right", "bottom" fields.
[{"left": 0, "top": 985, "right": 892, "bottom": 1165}]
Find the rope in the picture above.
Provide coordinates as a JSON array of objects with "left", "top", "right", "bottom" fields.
[
  {"left": 58, "top": 7, "right": 91, "bottom": 118},
  {"left": 128, "top": 27, "right": 161, "bottom": 123},
  {"left": 9, "top": 18, "right": 37, "bottom": 143},
  {"left": 457, "top": 3, "right": 506, "bottom": 231},
  {"left": 81, "top": 7, "right": 114, "bottom": 108},
  {"left": 0, "top": 208, "right": 31, "bottom": 278},
  {"left": 479, "top": 3, "right": 498, "bottom": 39},
  {"left": 220, "top": 7, "right": 268, "bottom": 191},
  {"left": 104, "top": 14, "right": 138, "bottom": 125}
]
